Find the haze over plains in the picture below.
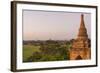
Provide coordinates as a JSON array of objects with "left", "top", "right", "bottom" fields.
[{"left": 23, "top": 10, "right": 91, "bottom": 41}]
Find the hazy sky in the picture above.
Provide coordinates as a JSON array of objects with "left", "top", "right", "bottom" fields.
[{"left": 23, "top": 10, "right": 91, "bottom": 41}]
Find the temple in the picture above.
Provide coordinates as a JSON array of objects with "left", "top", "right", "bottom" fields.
[{"left": 69, "top": 14, "right": 91, "bottom": 60}]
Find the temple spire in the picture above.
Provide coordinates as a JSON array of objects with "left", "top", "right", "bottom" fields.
[
  {"left": 80, "top": 14, "right": 85, "bottom": 28},
  {"left": 77, "top": 14, "right": 88, "bottom": 40},
  {"left": 70, "top": 14, "right": 91, "bottom": 60}
]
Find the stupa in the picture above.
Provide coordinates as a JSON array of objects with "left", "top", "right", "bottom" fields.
[{"left": 70, "top": 14, "right": 91, "bottom": 60}]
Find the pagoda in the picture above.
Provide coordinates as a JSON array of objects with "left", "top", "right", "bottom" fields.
[{"left": 70, "top": 14, "right": 91, "bottom": 60}]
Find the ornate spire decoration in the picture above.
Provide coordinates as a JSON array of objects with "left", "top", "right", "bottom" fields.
[{"left": 77, "top": 14, "right": 88, "bottom": 40}]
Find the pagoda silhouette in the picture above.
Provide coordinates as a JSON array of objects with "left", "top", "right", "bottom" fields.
[{"left": 70, "top": 14, "right": 91, "bottom": 60}]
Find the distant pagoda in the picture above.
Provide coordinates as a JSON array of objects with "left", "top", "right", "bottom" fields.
[{"left": 70, "top": 14, "right": 91, "bottom": 60}]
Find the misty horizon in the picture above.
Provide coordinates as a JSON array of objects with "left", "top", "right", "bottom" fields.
[{"left": 23, "top": 10, "right": 91, "bottom": 41}]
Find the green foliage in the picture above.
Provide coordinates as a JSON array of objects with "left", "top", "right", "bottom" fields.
[
  {"left": 23, "top": 41, "right": 71, "bottom": 62},
  {"left": 23, "top": 45, "right": 41, "bottom": 62}
]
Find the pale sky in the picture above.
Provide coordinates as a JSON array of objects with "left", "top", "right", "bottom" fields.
[{"left": 23, "top": 10, "right": 91, "bottom": 41}]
